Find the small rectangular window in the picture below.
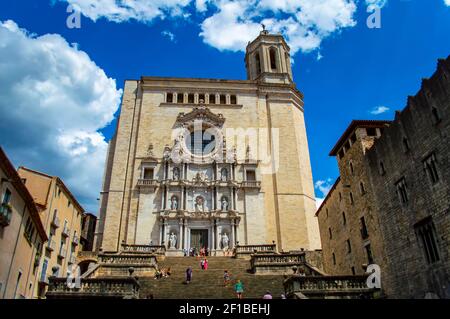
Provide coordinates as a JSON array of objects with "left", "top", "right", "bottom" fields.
[
  {"left": 396, "top": 178, "right": 408, "bottom": 204},
  {"left": 402, "top": 137, "right": 410, "bottom": 152},
  {"left": 328, "top": 227, "right": 332, "bottom": 239},
  {"left": 2, "top": 188, "right": 11, "bottom": 204},
  {"left": 423, "top": 153, "right": 439, "bottom": 184},
  {"left": 143, "top": 167, "right": 154, "bottom": 180},
  {"left": 188, "top": 93, "right": 195, "bottom": 103},
  {"left": 342, "top": 212, "right": 346, "bottom": 225},
  {"left": 379, "top": 161, "right": 386, "bottom": 175},
  {"left": 366, "top": 128, "right": 377, "bottom": 136},
  {"left": 360, "top": 216, "right": 369, "bottom": 239},
  {"left": 365, "top": 244, "right": 374, "bottom": 264},
  {"left": 177, "top": 93, "right": 184, "bottom": 103},
  {"left": 166, "top": 93, "right": 173, "bottom": 103},
  {"left": 209, "top": 94, "right": 216, "bottom": 104},
  {"left": 245, "top": 170, "right": 256, "bottom": 181},
  {"left": 220, "top": 94, "right": 226, "bottom": 104},
  {"left": 230, "top": 95, "right": 237, "bottom": 104},
  {"left": 346, "top": 239, "right": 352, "bottom": 253},
  {"left": 332, "top": 253, "right": 336, "bottom": 265},
  {"left": 415, "top": 217, "right": 440, "bottom": 264}
]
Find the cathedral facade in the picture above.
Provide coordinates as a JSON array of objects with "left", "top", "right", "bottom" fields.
[{"left": 96, "top": 31, "right": 321, "bottom": 254}]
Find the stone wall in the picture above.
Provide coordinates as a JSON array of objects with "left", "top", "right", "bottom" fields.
[
  {"left": 366, "top": 57, "right": 450, "bottom": 298},
  {"left": 317, "top": 56, "right": 450, "bottom": 298}
]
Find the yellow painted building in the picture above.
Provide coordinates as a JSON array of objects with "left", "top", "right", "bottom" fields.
[
  {"left": 17, "top": 167, "right": 84, "bottom": 298},
  {"left": 0, "top": 147, "right": 47, "bottom": 299}
]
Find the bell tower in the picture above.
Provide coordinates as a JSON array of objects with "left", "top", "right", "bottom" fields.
[{"left": 245, "top": 29, "right": 293, "bottom": 84}]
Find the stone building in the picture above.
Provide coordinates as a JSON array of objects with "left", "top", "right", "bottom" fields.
[
  {"left": 17, "top": 167, "right": 84, "bottom": 298},
  {"left": 0, "top": 147, "right": 47, "bottom": 299},
  {"left": 365, "top": 57, "right": 450, "bottom": 298},
  {"left": 96, "top": 31, "right": 321, "bottom": 254},
  {"left": 316, "top": 121, "right": 390, "bottom": 278},
  {"left": 316, "top": 56, "right": 450, "bottom": 298},
  {"left": 80, "top": 212, "right": 97, "bottom": 251}
]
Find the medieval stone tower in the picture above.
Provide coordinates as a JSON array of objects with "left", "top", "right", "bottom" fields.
[{"left": 96, "top": 31, "right": 321, "bottom": 254}]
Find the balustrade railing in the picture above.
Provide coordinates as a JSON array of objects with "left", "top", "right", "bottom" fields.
[
  {"left": 137, "top": 179, "right": 158, "bottom": 187},
  {"left": 284, "top": 275, "right": 373, "bottom": 296},
  {"left": 235, "top": 244, "right": 276, "bottom": 255},
  {"left": 47, "top": 277, "right": 140, "bottom": 299},
  {"left": 251, "top": 253, "right": 306, "bottom": 267},
  {"left": 98, "top": 254, "right": 157, "bottom": 265},
  {"left": 240, "top": 181, "right": 261, "bottom": 188},
  {"left": 121, "top": 243, "right": 166, "bottom": 255}
]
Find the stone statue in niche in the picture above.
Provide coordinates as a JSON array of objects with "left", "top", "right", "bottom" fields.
[
  {"left": 195, "top": 196, "right": 205, "bottom": 212},
  {"left": 173, "top": 167, "right": 180, "bottom": 180},
  {"left": 221, "top": 197, "right": 229, "bottom": 211},
  {"left": 169, "top": 232, "right": 177, "bottom": 249},
  {"left": 221, "top": 233, "right": 229, "bottom": 250},
  {"left": 171, "top": 196, "right": 178, "bottom": 210},
  {"left": 220, "top": 168, "right": 228, "bottom": 181}
]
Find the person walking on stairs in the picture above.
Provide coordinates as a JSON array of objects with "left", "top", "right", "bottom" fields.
[
  {"left": 234, "top": 279, "right": 244, "bottom": 299},
  {"left": 223, "top": 270, "right": 231, "bottom": 287},
  {"left": 186, "top": 267, "right": 193, "bottom": 284}
]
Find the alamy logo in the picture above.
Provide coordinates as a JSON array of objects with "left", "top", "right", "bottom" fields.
[{"left": 366, "top": 264, "right": 381, "bottom": 289}]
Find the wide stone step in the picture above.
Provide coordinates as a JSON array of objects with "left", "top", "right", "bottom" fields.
[{"left": 138, "top": 257, "right": 285, "bottom": 299}]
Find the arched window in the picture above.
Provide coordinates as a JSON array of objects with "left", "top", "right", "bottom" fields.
[
  {"left": 269, "top": 47, "right": 277, "bottom": 71},
  {"left": 255, "top": 52, "right": 261, "bottom": 76}
]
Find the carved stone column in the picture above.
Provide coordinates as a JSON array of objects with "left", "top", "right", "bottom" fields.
[
  {"left": 179, "top": 218, "right": 184, "bottom": 250},
  {"left": 231, "top": 219, "right": 236, "bottom": 248}
]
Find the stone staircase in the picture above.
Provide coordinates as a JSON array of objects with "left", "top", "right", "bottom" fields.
[{"left": 139, "top": 257, "right": 286, "bottom": 299}]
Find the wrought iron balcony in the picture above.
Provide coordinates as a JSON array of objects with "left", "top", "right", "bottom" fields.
[
  {"left": 0, "top": 202, "right": 12, "bottom": 227},
  {"left": 46, "top": 239, "right": 56, "bottom": 252},
  {"left": 51, "top": 215, "right": 60, "bottom": 228},
  {"left": 58, "top": 247, "right": 66, "bottom": 259},
  {"left": 72, "top": 234, "right": 79, "bottom": 245},
  {"left": 62, "top": 226, "right": 70, "bottom": 237}
]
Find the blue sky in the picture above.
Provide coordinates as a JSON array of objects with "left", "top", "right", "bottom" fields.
[{"left": 0, "top": 0, "right": 449, "bottom": 211}]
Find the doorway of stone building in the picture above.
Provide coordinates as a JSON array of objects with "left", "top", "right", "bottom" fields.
[{"left": 190, "top": 229, "right": 208, "bottom": 251}]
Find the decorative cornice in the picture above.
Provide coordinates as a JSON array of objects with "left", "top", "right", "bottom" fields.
[{"left": 176, "top": 105, "right": 225, "bottom": 126}]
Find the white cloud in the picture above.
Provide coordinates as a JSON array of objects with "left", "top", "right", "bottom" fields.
[
  {"left": 200, "top": 0, "right": 357, "bottom": 54},
  {"left": 65, "top": 0, "right": 192, "bottom": 23},
  {"left": 445, "top": 0, "right": 450, "bottom": 6},
  {"left": 370, "top": 105, "right": 390, "bottom": 115},
  {"left": 62, "top": 0, "right": 361, "bottom": 54},
  {"left": 161, "top": 30, "right": 176, "bottom": 42},
  {"left": 314, "top": 178, "right": 333, "bottom": 197},
  {"left": 0, "top": 20, "right": 122, "bottom": 213},
  {"left": 365, "top": 0, "right": 388, "bottom": 10}
]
